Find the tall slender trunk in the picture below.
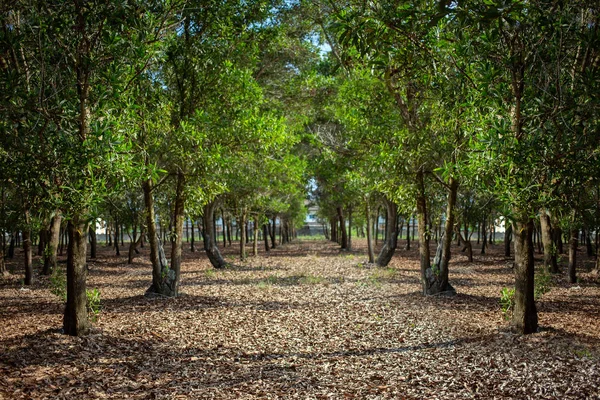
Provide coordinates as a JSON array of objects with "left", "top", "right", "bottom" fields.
[
  {"left": 366, "top": 202, "right": 375, "bottom": 263},
  {"left": 253, "top": 216, "right": 259, "bottom": 256},
  {"left": 569, "top": 227, "right": 579, "bottom": 284},
  {"left": 89, "top": 222, "right": 97, "bottom": 259},
  {"left": 239, "top": 209, "right": 247, "bottom": 261},
  {"left": 504, "top": 223, "right": 512, "bottom": 258},
  {"left": 168, "top": 171, "right": 185, "bottom": 296},
  {"left": 540, "top": 210, "right": 558, "bottom": 273},
  {"left": 221, "top": 208, "right": 226, "bottom": 247},
  {"left": 416, "top": 169, "right": 431, "bottom": 288},
  {"left": 512, "top": 218, "right": 538, "bottom": 334},
  {"left": 348, "top": 207, "right": 352, "bottom": 251},
  {"left": 63, "top": 217, "right": 91, "bottom": 336},
  {"left": 203, "top": 200, "right": 227, "bottom": 269},
  {"left": 337, "top": 206, "right": 348, "bottom": 249},
  {"left": 424, "top": 177, "right": 458, "bottom": 295},
  {"left": 406, "top": 216, "right": 411, "bottom": 250},
  {"left": 23, "top": 210, "right": 33, "bottom": 285},
  {"left": 263, "top": 224, "right": 270, "bottom": 252},
  {"left": 38, "top": 228, "right": 46, "bottom": 257},
  {"left": 480, "top": 217, "right": 487, "bottom": 254},
  {"left": 190, "top": 218, "right": 195, "bottom": 252},
  {"left": 128, "top": 229, "right": 144, "bottom": 264},
  {"left": 114, "top": 220, "right": 120, "bottom": 256},
  {"left": 376, "top": 198, "right": 398, "bottom": 267},
  {"left": 270, "top": 217, "right": 277, "bottom": 248}
]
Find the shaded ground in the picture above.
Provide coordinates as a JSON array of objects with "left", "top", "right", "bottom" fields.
[{"left": 1, "top": 238, "right": 599, "bottom": 399}]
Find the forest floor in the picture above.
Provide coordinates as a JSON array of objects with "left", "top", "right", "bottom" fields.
[{"left": 1, "top": 237, "right": 599, "bottom": 399}]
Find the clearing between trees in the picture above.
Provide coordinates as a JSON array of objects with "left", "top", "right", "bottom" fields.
[{"left": 1, "top": 239, "right": 599, "bottom": 399}]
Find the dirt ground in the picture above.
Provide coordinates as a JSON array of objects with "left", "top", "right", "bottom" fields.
[{"left": 1, "top": 237, "right": 599, "bottom": 399}]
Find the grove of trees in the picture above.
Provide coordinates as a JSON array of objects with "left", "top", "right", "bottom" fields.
[{"left": 1, "top": 0, "right": 599, "bottom": 337}]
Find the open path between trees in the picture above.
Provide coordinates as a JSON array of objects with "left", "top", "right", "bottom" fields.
[{"left": 1, "top": 239, "right": 599, "bottom": 399}]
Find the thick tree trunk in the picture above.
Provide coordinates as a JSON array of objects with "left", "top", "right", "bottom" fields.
[
  {"left": 423, "top": 177, "right": 457, "bottom": 296},
  {"left": 63, "top": 217, "right": 91, "bottom": 336},
  {"left": 203, "top": 200, "right": 228, "bottom": 269},
  {"left": 568, "top": 228, "right": 578, "bottom": 284},
  {"left": 539, "top": 210, "right": 558, "bottom": 273},
  {"left": 416, "top": 170, "right": 431, "bottom": 290},
  {"left": 42, "top": 214, "right": 62, "bottom": 275},
  {"left": 366, "top": 202, "right": 375, "bottom": 263},
  {"left": 23, "top": 216, "right": 33, "bottom": 285},
  {"left": 512, "top": 218, "right": 538, "bottom": 334},
  {"left": 270, "top": 217, "right": 277, "bottom": 248},
  {"left": 376, "top": 198, "right": 398, "bottom": 267},
  {"left": 263, "top": 224, "right": 270, "bottom": 252},
  {"left": 0, "top": 249, "right": 7, "bottom": 276},
  {"left": 504, "top": 223, "right": 512, "bottom": 258},
  {"left": 144, "top": 177, "right": 175, "bottom": 297},
  {"left": 337, "top": 206, "right": 348, "bottom": 249}
]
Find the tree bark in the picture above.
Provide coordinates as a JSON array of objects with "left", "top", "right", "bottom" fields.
[
  {"left": 89, "top": 222, "right": 97, "bottom": 259},
  {"left": 504, "top": 223, "right": 512, "bottom": 258},
  {"left": 568, "top": 228, "right": 579, "bottom": 284},
  {"left": 337, "top": 206, "right": 348, "bottom": 249},
  {"left": 539, "top": 210, "right": 558, "bottom": 273},
  {"left": 239, "top": 209, "right": 247, "bottom": 260},
  {"left": 252, "top": 216, "right": 259, "bottom": 256},
  {"left": 114, "top": 220, "right": 120, "bottom": 256},
  {"left": 348, "top": 207, "right": 352, "bottom": 251},
  {"left": 480, "top": 217, "right": 487, "bottom": 254},
  {"left": 42, "top": 214, "right": 62, "bottom": 275},
  {"left": 23, "top": 213, "right": 33, "bottom": 285},
  {"left": 203, "top": 200, "right": 228, "bottom": 269},
  {"left": 128, "top": 229, "right": 144, "bottom": 264},
  {"left": 270, "top": 217, "right": 277, "bottom": 248},
  {"left": 423, "top": 177, "right": 457, "bottom": 296},
  {"left": 190, "top": 218, "right": 195, "bottom": 252},
  {"left": 144, "top": 176, "right": 175, "bottom": 297},
  {"left": 63, "top": 217, "right": 91, "bottom": 336},
  {"left": 512, "top": 218, "right": 538, "bottom": 334},
  {"left": 376, "top": 197, "right": 398, "bottom": 267},
  {"left": 366, "top": 202, "right": 375, "bottom": 263},
  {"left": 168, "top": 171, "right": 185, "bottom": 296},
  {"left": 416, "top": 170, "right": 431, "bottom": 289}
]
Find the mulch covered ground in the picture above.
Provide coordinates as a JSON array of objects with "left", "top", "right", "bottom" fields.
[{"left": 1, "top": 238, "right": 599, "bottom": 399}]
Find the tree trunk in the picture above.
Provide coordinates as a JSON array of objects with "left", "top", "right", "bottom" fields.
[
  {"left": 366, "top": 202, "right": 375, "bottom": 263},
  {"left": 38, "top": 228, "right": 47, "bottom": 257},
  {"left": 252, "top": 216, "right": 259, "bottom": 256},
  {"left": 416, "top": 170, "right": 431, "bottom": 289},
  {"left": 42, "top": 213, "right": 62, "bottom": 275},
  {"left": 239, "top": 209, "right": 247, "bottom": 261},
  {"left": 270, "top": 217, "right": 277, "bottom": 248},
  {"left": 423, "top": 177, "right": 457, "bottom": 296},
  {"left": 144, "top": 176, "right": 176, "bottom": 297},
  {"left": 263, "top": 224, "right": 270, "bottom": 252},
  {"left": 539, "top": 210, "right": 558, "bottom": 273},
  {"left": 406, "top": 216, "right": 411, "bottom": 250},
  {"left": 585, "top": 229, "right": 593, "bottom": 257},
  {"left": 504, "top": 223, "right": 512, "bottom": 258},
  {"left": 337, "top": 206, "right": 348, "bottom": 249},
  {"left": 568, "top": 228, "right": 578, "bottom": 284},
  {"left": 23, "top": 212, "right": 33, "bottom": 286},
  {"left": 203, "top": 200, "right": 228, "bottom": 269},
  {"left": 168, "top": 171, "right": 185, "bottom": 296},
  {"left": 511, "top": 218, "right": 538, "bottom": 334},
  {"left": 221, "top": 209, "right": 226, "bottom": 248},
  {"left": 348, "top": 207, "right": 352, "bottom": 251},
  {"left": 555, "top": 226, "right": 563, "bottom": 254},
  {"left": 63, "top": 217, "right": 91, "bottom": 336},
  {"left": 376, "top": 198, "right": 398, "bottom": 267},
  {"left": 0, "top": 248, "right": 7, "bottom": 277},
  {"left": 480, "top": 218, "right": 487, "bottom": 254},
  {"left": 128, "top": 229, "right": 144, "bottom": 264},
  {"left": 114, "top": 220, "right": 120, "bottom": 256},
  {"left": 190, "top": 219, "right": 195, "bottom": 252},
  {"left": 89, "top": 222, "right": 97, "bottom": 259}
]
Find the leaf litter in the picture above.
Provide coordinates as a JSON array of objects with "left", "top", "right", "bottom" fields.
[{"left": 0, "top": 239, "right": 599, "bottom": 399}]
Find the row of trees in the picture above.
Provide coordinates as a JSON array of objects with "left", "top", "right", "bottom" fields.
[
  {"left": 307, "top": 0, "right": 600, "bottom": 334},
  {"left": 1, "top": 0, "right": 599, "bottom": 337},
  {"left": 0, "top": 0, "right": 314, "bottom": 335}
]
